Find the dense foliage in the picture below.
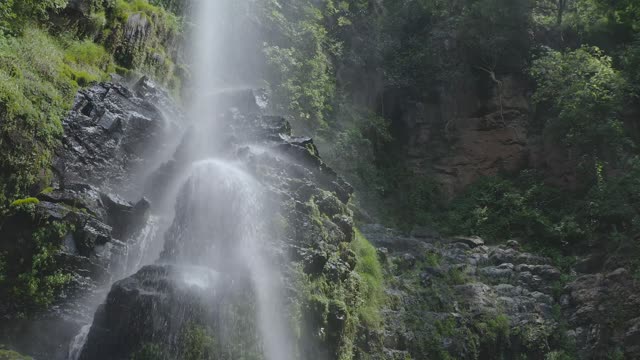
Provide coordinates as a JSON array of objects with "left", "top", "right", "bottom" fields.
[
  {"left": 0, "top": 0, "right": 183, "bottom": 210},
  {"left": 257, "top": 0, "right": 640, "bottom": 266}
]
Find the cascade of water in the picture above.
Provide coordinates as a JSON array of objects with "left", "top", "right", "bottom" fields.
[
  {"left": 69, "top": 0, "right": 293, "bottom": 358},
  {"left": 164, "top": 159, "right": 294, "bottom": 359},
  {"left": 160, "top": 0, "right": 294, "bottom": 357},
  {"left": 67, "top": 324, "right": 91, "bottom": 360}
]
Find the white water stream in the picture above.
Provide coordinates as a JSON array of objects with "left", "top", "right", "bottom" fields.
[{"left": 70, "top": 0, "right": 293, "bottom": 358}]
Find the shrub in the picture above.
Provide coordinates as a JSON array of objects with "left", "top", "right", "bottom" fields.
[
  {"left": 531, "top": 47, "right": 628, "bottom": 160},
  {"left": 132, "top": 344, "right": 168, "bottom": 360},
  {"left": 0, "top": 0, "right": 68, "bottom": 35},
  {"left": 179, "top": 324, "right": 217, "bottom": 360},
  {"left": 440, "top": 173, "right": 584, "bottom": 247}
]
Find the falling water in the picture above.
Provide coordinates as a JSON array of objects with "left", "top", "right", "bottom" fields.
[
  {"left": 162, "top": 0, "right": 293, "bottom": 357},
  {"left": 70, "top": 0, "right": 293, "bottom": 358},
  {"left": 162, "top": 160, "right": 293, "bottom": 359},
  {"left": 67, "top": 325, "right": 91, "bottom": 360}
]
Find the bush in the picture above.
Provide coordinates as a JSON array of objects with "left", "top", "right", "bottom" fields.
[
  {"left": 0, "top": 0, "right": 68, "bottom": 35},
  {"left": 131, "top": 344, "right": 168, "bottom": 360},
  {"left": 0, "top": 215, "right": 74, "bottom": 313},
  {"left": 0, "top": 348, "right": 32, "bottom": 360},
  {"left": 440, "top": 173, "right": 584, "bottom": 247},
  {"left": 179, "top": 324, "right": 217, "bottom": 360},
  {"left": 531, "top": 47, "right": 628, "bottom": 160}
]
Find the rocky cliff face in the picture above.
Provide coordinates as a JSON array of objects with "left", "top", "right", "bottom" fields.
[
  {"left": 0, "top": 78, "right": 180, "bottom": 359},
  {"left": 363, "top": 225, "right": 563, "bottom": 359},
  {"left": 75, "top": 86, "right": 367, "bottom": 360},
  {"left": 3, "top": 76, "right": 639, "bottom": 360},
  {"left": 391, "top": 75, "right": 578, "bottom": 197},
  {"left": 362, "top": 224, "right": 640, "bottom": 359}
]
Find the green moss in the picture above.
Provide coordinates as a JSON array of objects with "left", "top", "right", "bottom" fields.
[
  {"left": 38, "top": 187, "right": 54, "bottom": 195},
  {"left": 446, "top": 267, "right": 469, "bottom": 285},
  {"left": 9, "top": 197, "right": 39, "bottom": 207},
  {"left": 105, "top": 0, "right": 183, "bottom": 90},
  {"left": 425, "top": 251, "right": 441, "bottom": 267},
  {"left": 350, "top": 229, "right": 384, "bottom": 328},
  {"left": 131, "top": 344, "right": 168, "bottom": 360},
  {"left": 475, "top": 314, "right": 510, "bottom": 345},
  {"left": 2, "top": 217, "right": 75, "bottom": 312},
  {"left": 0, "top": 348, "right": 32, "bottom": 360},
  {"left": 179, "top": 324, "right": 217, "bottom": 360}
]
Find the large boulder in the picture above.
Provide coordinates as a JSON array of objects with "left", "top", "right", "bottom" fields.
[{"left": 79, "top": 264, "right": 260, "bottom": 360}]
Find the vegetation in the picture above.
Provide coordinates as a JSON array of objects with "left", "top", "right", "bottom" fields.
[
  {"left": 0, "top": 0, "right": 183, "bottom": 210},
  {"left": 0, "top": 206, "right": 74, "bottom": 314},
  {"left": 256, "top": 0, "right": 640, "bottom": 268},
  {"left": 0, "top": 348, "right": 32, "bottom": 360},
  {"left": 350, "top": 229, "right": 384, "bottom": 327}
]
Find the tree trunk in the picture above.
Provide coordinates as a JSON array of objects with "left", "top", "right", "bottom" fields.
[{"left": 556, "top": 0, "right": 567, "bottom": 26}]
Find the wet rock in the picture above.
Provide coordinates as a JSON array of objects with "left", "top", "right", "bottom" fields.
[
  {"left": 362, "top": 224, "right": 563, "bottom": 359},
  {"left": 396, "top": 253, "right": 417, "bottom": 270},
  {"left": 55, "top": 81, "right": 181, "bottom": 193},
  {"left": 453, "top": 236, "right": 485, "bottom": 248},
  {"left": 76, "top": 85, "right": 359, "bottom": 360},
  {"left": 563, "top": 267, "right": 640, "bottom": 359},
  {"left": 79, "top": 265, "right": 258, "bottom": 360},
  {"left": 0, "top": 79, "right": 179, "bottom": 359}
]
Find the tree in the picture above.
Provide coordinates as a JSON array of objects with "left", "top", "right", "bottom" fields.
[{"left": 531, "top": 46, "right": 628, "bottom": 161}]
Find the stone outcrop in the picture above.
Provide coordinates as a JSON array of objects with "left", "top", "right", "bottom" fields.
[
  {"left": 0, "top": 78, "right": 181, "bottom": 359},
  {"left": 54, "top": 77, "right": 181, "bottom": 193},
  {"left": 563, "top": 267, "right": 640, "bottom": 359},
  {"left": 392, "top": 75, "right": 531, "bottom": 197},
  {"left": 392, "top": 73, "right": 581, "bottom": 196},
  {"left": 362, "top": 224, "right": 563, "bottom": 359}
]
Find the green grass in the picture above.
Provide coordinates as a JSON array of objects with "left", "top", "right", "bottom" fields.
[
  {"left": 351, "top": 229, "right": 385, "bottom": 328},
  {"left": 114, "top": 0, "right": 180, "bottom": 32},
  {"left": 0, "top": 27, "right": 114, "bottom": 208},
  {"left": 0, "top": 349, "right": 32, "bottom": 360}
]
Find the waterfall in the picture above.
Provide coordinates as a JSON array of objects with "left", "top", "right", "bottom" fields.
[
  {"left": 163, "top": 160, "right": 294, "bottom": 359},
  {"left": 69, "top": 1, "right": 294, "bottom": 358},
  {"left": 67, "top": 325, "right": 91, "bottom": 360},
  {"left": 149, "top": 0, "right": 294, "bottom": 356}
]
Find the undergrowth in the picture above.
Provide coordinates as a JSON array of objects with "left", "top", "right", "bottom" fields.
[
  {"left": 0, "top": 27, "right": 113, "bottom": 209},
  {"left": 350, "top": 229, "right": 385, "bottom": 328}
]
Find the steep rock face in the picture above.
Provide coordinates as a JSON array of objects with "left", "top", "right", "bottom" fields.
[
  {"left": 563, "top": 268, "right": 640, "bottom": 359},
  {"left": 393, "top": 75, "right": 578, "bottom": 196},
  {"left": 0, "top": 187, "right": 148, "bottom": 359},
  {"left": 0, "top": 78, "right": 181, "bottom": 359},
  {"left": 78, "top": 88, "right": 364, "bottom": 360},
  {"left": 363, "top": 225, "right": 563, "bottom": 359},
  {"left": 54, "top": 78, "right": 181, "bottom": 193}
]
